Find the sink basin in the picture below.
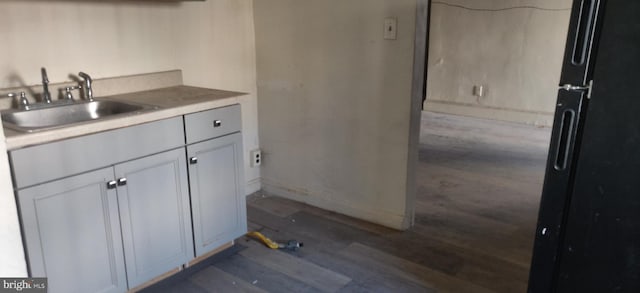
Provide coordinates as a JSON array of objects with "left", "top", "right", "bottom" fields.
[{"left": 1, "top": 100, "right": 159, "bottom": 132}]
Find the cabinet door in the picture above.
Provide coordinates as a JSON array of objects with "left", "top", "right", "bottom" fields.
[
  {"left": 187, "top": 133, "right": 246, "bottom": 256},
  {"left": 114, "top": 148, "right": 194, "bottom": 288},
  {"left": 18, "top": 168, "right": 127, "bottom": 293}
]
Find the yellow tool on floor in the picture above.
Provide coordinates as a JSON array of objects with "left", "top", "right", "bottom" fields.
[
  {"left": 246, "top": 231, "right": 304, "bottom": 251},
  {"left": 246, "top": 231, "right": 279, "bottom": 249}
]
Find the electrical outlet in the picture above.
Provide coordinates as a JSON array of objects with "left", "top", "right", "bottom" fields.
[
  {"left": 250, "top": 149, "right": 262, "bottom": 167},
  {"left": 473, "top": 85, "right": 486, "bottom": 97}
]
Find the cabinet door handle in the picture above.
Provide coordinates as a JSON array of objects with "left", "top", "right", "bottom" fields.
[
  {"left": 117, "top": 178, "right": 127, "bottom": 186},
  {"left": 107, "top": 180, "right": 117, "bottom": 189},
  {"left": 213, "top": 120, "right": 222, "bottom": 128},
  {"left": 189, "top": 157, "right": 198, "bottom": 164}
]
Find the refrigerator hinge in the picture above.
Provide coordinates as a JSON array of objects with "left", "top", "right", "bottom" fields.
[{"left": 560, "top": 80, "right": 593, "bottom": 99}]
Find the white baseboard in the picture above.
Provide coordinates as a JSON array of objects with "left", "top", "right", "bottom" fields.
[{"left": 245, "top": 177, "right": 261, "bottom": 196}]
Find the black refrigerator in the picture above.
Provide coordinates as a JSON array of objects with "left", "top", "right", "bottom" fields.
[{"left": 528, "top": 0, "right": 640, "bottom": 292}]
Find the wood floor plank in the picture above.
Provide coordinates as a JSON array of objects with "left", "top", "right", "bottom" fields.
[
  {"left": 338, "top": 280, "right": 435, "bottom": 293},
  {"left": 189, "top": 266, "right": 267, "bottom": 293},
  {"left": 418, "top": 164, "right": 543, "bottom": 208},
  {"left": 414, "top": 199, "right": 521, "bottom": 236},
  {"left": 245, "top": 206, "right": 357, "bottom": 254},
  {"left": 246, "top": 205, "right": 289, "bottom": 233},
  {"left": 411, "top": 205, "right": 533, "bottom": 267},
  {"left": 339, "top": 242, "right": 496, "bottom": 293},
  {"left": 302, "top": 247, "right": 437, "bottom": 293},
  {"left": 247, "top": 193, "right": 302, "bottom": 218},
  {"left": 248, "top": 220, "right": 264, "bottom": 232},
  {"left": 238, "top": 225, "right": 435, "bottom": 293},
  {"left": 455, "top": 262, "right": 528, "bottom": 293},
  {"left": 298, "top": 210, "right": 474, "bottom": 275},
  {"left": 242, "top": 218, "right": 437, "bottom": 292},
  {"left": 382, "top": 229, "right": 530, "bottom": 292},
  {"left": 239, "top": 239, "right": 352, "bottom": 292},
  {"left": 410, "top": 225, "right": 532, "bottom": 268},
  {"left": 246, "top": 206, "right": 440, "bottom": 289},
  {"left": 144, "top": 281, "right": 208, "bottom": 293},
  {"left": 252, "top": 208, "right": 467, "bottom": 277},
  {"left": 214, "top": 253, "right": 322, "bottom": 293}
]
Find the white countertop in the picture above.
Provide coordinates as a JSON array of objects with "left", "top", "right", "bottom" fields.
[{"left": 4, "top": 86, "right": 247, "bottom": 150}]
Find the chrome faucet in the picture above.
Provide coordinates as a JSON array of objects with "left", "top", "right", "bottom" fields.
[
  {"left": 78, "top": 72, "right": 94, "bottom": 102},
  {"left": 41, "top": 67, "right": 52, "bottom": 104}
]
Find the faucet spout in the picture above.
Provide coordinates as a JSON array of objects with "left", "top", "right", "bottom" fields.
[
  {"left": 78, "top": 72, "right": 93, "bottom": 102},
  {"left": 41, "top": 67, "right": 52, "bottom": 104}
]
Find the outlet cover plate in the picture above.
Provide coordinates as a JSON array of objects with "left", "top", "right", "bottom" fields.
[
  {"left": 250, "top": 149, "right": 262, "bottom": 167},
  {"left": 384, "top": 18, "right": 397, "bottom": 40}
]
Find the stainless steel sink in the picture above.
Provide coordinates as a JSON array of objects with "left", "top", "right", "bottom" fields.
[{"left": 1, "top": 99, "right": 159, "bottom": 132}]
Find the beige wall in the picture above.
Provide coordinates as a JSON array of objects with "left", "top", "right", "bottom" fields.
[
  {"left": 425, "top": 0, "right": 572, "bottom": 126},
  {"left": 0, "top": 0, "right": 259, "bottom": 275},
  {"left": 254, "top": 0, "right": 417, "bottom": 230}
]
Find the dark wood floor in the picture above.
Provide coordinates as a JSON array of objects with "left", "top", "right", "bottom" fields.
[{"left": 145, "top": 112, "right": 552, "bottom": 293}]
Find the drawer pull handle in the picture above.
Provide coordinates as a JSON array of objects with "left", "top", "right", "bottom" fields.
[
  {"left": 117, "top": 178, "right": 127, "bottom": 186},
  {"left": 106, "top": 180, "right": 117, "bottom": 189},
  {"left": 190, "top": 157, "right": 198, "bottom": 165},
  {"left": 213, "top": 120, "right": 222, "bottom": 128}
]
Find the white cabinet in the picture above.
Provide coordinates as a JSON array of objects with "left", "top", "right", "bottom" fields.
[
  {"left": 18, "top": 148, "right": 194, "bottom": 293},
  {"left": 18, "top": 168, "right": 128, "bottom": 293},
  {"left": 184, "top": 105, "right": 246, "bottom": 257},
  {"left": 187, "top": 133, "right": 246, "bottom": 256},
  {"left": 11, "top": 104, "right": 246, "bottom": 292},
  {"left": 115, "top": 148, "right": 193, "bottom": 288}
]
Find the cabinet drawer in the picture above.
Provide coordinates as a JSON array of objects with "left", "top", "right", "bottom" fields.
[
  {"left": 184, "top": 104, "right": 241, "bottom": 144},
  {"left": 10, "top": 117, "right": 184, "bottom": 189}
]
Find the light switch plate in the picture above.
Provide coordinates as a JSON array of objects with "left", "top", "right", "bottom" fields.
[{"left": 384, "top": 18, "right": 397, "bottom": 40}]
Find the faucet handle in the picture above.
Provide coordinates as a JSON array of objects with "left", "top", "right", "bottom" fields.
[
  {"left": 5, "top": 92, "right": 26, "bottom": 99},
  {"left": 63, "top": 85, "right": 82, "bottom": 100},
  {"left": 4, "top": 92, "right": 30, "bottom": 110},
  {"left": 17, "top": 92, "right": 29, "bottom": 110}
]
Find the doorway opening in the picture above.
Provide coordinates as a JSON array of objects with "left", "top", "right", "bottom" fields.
[{"left": 412, "top": 1, "right": 573, "bottom": 291}]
